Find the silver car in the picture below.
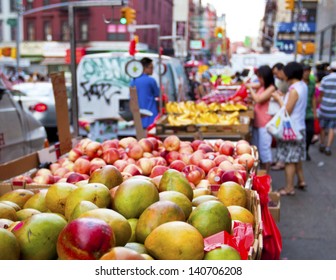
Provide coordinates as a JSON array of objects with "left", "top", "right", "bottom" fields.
[
  {"left": 12, "top": 82, "right": 72, "bottom": 142},
  {"left": 0, "top": 86, "right": 47, "bottom": 164}
]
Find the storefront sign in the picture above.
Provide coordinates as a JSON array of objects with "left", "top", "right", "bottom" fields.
[{"left": 277, "top": 22, "right": 316, "bottom": 33}]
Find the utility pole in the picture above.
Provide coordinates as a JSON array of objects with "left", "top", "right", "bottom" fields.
[
  {"left": 294, "top": 0, "right": 302, "bottom": 62},
  {"left": 16, "top": 0, "right": 24, "bottom": 76}
]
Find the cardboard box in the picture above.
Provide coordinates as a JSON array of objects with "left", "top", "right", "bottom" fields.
[{"left": 268, "top": 192, "right": 280, "bottom": 222}]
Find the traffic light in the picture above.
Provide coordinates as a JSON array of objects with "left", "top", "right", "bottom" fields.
[
  {"left": 296, "top": 41, "right": 303, "bottom": 54},
  {"left": 214, "top": 27, "right": 224, "bottom": 39},
  {"left": 120, "top": 7, "right": 127, "bottom": 24},
  {"left": 304, "top": 42, "right": 315, "bottom": 55},
  {"left": 120, "top": 7, "right": 136, "bottom": 25},
  {"left": 125, "top": 7, "right": 136, "bottom": 25},
  {"left": 285, "top": 0, "right": 295, "bottom": 11}
]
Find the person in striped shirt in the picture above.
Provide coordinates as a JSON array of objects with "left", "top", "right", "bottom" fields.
[{"left": 318, "top": 61, "right": 336, "bottom": 156}]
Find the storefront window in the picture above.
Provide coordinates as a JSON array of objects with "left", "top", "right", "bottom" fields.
[
  {"left": 61, "top": 21, "right": 69, "bottom": 41},
  {"left": 79, "top": 20, "right": 88, "bottom": 41},
  {"left": 10, "top": 1, "right": 16, "bottom": 12},
  {"left": 331, "top": 25, "right": 336, "bottom": 62},
  {"left": 43, "top": 21, "right": 52, "bottom": 41},
  {"left": 27, "top": 21, "right": 35, "bottom": 41}
]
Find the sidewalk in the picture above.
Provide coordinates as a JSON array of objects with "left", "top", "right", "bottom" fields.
[{"left": 269, "top": 141, "right": 336, "bottom": 260}]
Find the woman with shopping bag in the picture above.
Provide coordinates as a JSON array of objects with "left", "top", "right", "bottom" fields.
[{"left": 270, "top": 62, "right": 308, "bottom": 196}]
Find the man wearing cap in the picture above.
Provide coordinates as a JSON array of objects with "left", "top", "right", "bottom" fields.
[{"left": 318, "top": 61, "right": 336, "bottom": 155}]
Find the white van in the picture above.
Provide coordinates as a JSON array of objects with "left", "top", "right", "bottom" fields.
[{"left": 77, "top": 52, "right": 189, "bottom": 122}]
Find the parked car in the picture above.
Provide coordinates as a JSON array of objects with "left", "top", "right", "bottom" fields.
[
  {"left": 12, "top": 82, "right": 72, "bottom": 142},
  {"left": 0, "top": 86, "right": 47, "bottom": 164}
]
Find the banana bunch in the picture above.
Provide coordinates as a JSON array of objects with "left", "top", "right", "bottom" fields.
[
  {"left": 167, "top": 110, "right": 241, "bottom": 126},
  {"left": 166, "top": 101, "right": 247, "bottom": 114}
]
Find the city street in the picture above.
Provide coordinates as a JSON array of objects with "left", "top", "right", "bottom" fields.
[{"left": 270, "top": 141, "right": 336, "bottom": 260}]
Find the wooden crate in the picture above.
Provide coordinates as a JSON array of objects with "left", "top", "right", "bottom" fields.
[{"left": 155, "top": 115, "right": 197, "bottom": 135}]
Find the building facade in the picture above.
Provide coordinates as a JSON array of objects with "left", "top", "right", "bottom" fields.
[{"left": 315, "top": 0, "right": 336, "bottom": 63}]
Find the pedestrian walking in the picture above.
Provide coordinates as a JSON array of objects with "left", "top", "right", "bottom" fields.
[
  {"left": 317, "top": 61, "right": 336, "bottom": 156},
  {"left": 302, "top": 64, "right": 316, "bottom": 161},
  {"left": 271, "top": 62, "right": 308, "bottom": 196},
  {"left": 248, "top": 65, "right": 276, "bottom": 173},
  {"left": 130, "top": 57, "right": 160, "bottom": 129}
]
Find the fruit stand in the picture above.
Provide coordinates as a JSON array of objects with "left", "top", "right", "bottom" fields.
[{"left": 0, "top": 136, "right": 263, "bottom": 260}]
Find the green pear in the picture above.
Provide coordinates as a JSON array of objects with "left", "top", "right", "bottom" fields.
[
  {"left": 68, "top": 200, "right": 98, "bottom": 222},
  {"left": 64, "top": 183, "right": 111, "bottom": 220},
  {"left": 23, "top": 189, "right": 48, "bottom": 212},
  {"left": 88, "top": 165, "right": 123, "bottom": 189},
  {"left": 0, "top": 189, "right": 34, "bottom": 208},
  {"left": 16, "top": 208, "right": 41, "bottom": 221},
  {"left": 79, "top": 208, "right": 131, "bottom": 246},
  {"left": 12, "top": 213, "right": 67, "bottom": 260},
  {"left": 0, "top": 203, "right": 17, "bottom": 221},
  {"left": 45, "top": 182, "right": 78, "bottom": 215}
]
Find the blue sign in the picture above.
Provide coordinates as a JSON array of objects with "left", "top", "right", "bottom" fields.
[
  {"left": 277, "top": 22, "right": 316, "bottom": 33},
  {"left": 276, "top": 40, "right": 295, "bottom": 54}
]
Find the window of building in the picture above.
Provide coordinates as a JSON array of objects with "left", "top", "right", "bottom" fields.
[
  {"left": 10, "top": 1, "right": 16, "bottom": 12},
  {"left": 61, "top": 21, "right": 69, "bottom": 41},
  {"left": 10, "top": 25, "right": 16, "bottom": 41},
  {"left": 43, "top": 21, "right": 52, "bottom": 41},
  {"left": 27, "top": 21, "right": 35, "bottom": 41},
  {"left": 79, "top": 20, "right": 88, "bottom": 41},
  {"left": 0, "top": 20, "right": 3, "bottom": 42}
]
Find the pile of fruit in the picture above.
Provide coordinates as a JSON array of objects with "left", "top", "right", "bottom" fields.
[
  {"left": 0, "top": 136, "right": 258, "bottom": 260},
  {"left": 165, "top": 101, "right": 246, "bottom": 126}
]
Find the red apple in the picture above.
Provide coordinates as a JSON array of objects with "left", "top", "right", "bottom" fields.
[
  {"left": 127, "top": 158, "right": 136, "bottom": 164},
  {"left": 75, "top": 138, "right": 92, "bottom": 153},
  {"left": 119, "top": 137, "right": 137, "bottom": 149},
  {"left": 68, "top": 148, "right": 83, "bottom": 162},
  {"left": 147, "top": 137, "right": 159, "bottom": 151},
  {"left": 49, "top": 163, "right": 61, "bottom": 174},
  {"left": 102, "top": 148, "right": 120, "bottom": 164},
  {"left": 191, "top": 139, "right": 204, "bottom": 151},
  {"left": 122, "top": 164, "right": 142, "bottom": 176},
  {"left": 220, "top": 170, "right": 245, "bottom": 185},
  {"left": 121, "top": 172, "right": 133, "bottom": 181},
  {"left": 85, "top": 141, "right": 103, "bottom": 159},
  {"left": 163, "top": 135, "right": 180, "bottom": 151},
  {"left": 57, "top": 217, "right": 115, "bottom": 260},
  {"left": 169, "top": 160, "right": 187, "bottom": 172},
  {"left": 33, "top": 174, "right": 55, "bottom": 185},
  {"left": 66, "top": 172, "right": 86, "bottom": 184},
  {"left": 53, "top": 167, "right": 70, "bottom": 178},
  {"left": 36, "top": 168, "right": 52, "bottom": 177},
  {"left": 101, "top": 139, "right": 119, "bottom": 152},
  {"left": 198, "top": 158, "right": 216, "bottom": 174},
  {"left": 181, "top": 165, "right": 206, "bottom": 186},
  {"left": 152, "top": 157, "right": 167, "bottom": 166},
  {"left": 214, "top": 139, "right": 225, "bottom": 152},
  {"left": 89, "top": 158, "right": 107, "bottom": 174},
  {"left": 189, "top": 150, "right": 205, "bottom": 166},
  {"left": 136, "top": 158, "right": 154, "bottom": 176},
  {"left": 125, "top": 143, "right": 144, "bottom": 160},
  {"left": 198, "top": 143, "right": 214, "bottom": 153},
  {"left": 149, "top": 165, "right": 169, "bottom": 178},
  {"left": 238, "top": 170, "right": 247, "bottom": 184},
  {"left": 138, "top": 138, "right": 154, "bottom": 153},
  {"left": 73, "top": 157, "right": 91, "bottom": 175},
  {"left": 237, "top": 153, "right": 255, "bottom": 170},
  {"left": 179, "top": 144, "right": 194, "bottom": 154},
  {"left": 219, "top": 141, "right": 235, "bottom": 156},
  {"left": 165, "top": 151, "right": 180, "bottom": 165},
  {"left": 236, "top": 143, "right": 252, "bottom": 155},
  {"left": 206, "top": 167, "right": 225, "bottom": 184},
  {"left": 11, "top": 175, "right": 33, "bottom": 186},
  {"left": 179, "top": 153, "right": 191, "bottom": 165},
  {"left": 218, "top": 160, "right": 235, "bottom": 171},
  {"left": 205, "top": 152, "right": 217, "bottom": 160},
  {"left": 113, "top": 160, "right": 128, "bottom": 172},
  {"left": 214, "top": 154, "right": 228, "bottom": 166},
  {"left": 143, "top": 152, "right": 154, "bottom": 158},
  {"left": 232, "top": 163, "right": 246, "bottom": 171}
]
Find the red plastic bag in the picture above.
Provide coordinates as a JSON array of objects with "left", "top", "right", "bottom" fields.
[
  {"left": 252, "top": 174, "right": 282, "bottom": 260},
  {"left": 229, "top": 84, "right": 248, "bottom": 101},
  {"left": 314, "top": 118, "right": 321, "bottom": 134}
]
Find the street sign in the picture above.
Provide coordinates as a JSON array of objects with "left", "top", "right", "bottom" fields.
[{"left": 7, "top": 18, "right": 17, "bottom": 27}]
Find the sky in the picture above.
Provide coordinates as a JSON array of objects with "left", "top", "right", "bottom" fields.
[{"left": 203, "top": 0, "right": 266, "bottom": 42}]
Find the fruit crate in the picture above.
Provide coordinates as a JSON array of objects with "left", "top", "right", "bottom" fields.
[{"left": 155, "top": 115, "right": 198, "bottom": 135}]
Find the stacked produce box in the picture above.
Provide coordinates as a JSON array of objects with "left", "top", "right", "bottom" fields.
[{"left": 0, "top": 136, "right": 262, "bottom": 260}]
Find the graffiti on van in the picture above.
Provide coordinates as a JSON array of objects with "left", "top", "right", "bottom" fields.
[{"left": 78, "top": 56, "right": 132, "bottom": 105}]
